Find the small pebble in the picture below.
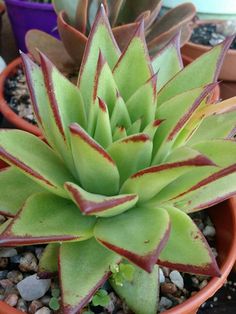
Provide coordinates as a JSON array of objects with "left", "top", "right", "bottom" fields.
[
  {"left": 29, "top": 300, "right": 43, "bottom": 313},
  {"left": 159, "top": 268, "right": 165, "bottom": 284},
  {"left": 16, "top": 298, "right": 28, "bottom": 312},
  {"left": 40, "top": 295, "right": 51, "bottom": 306},
  {"left": 35, "top": 307, "right": 52, "bottom": 314},
  {"left": 203, "top": 225, "right": 216, "bottom": 237},
  {"left": 170, "top": 271, "right": 184, "bottom": 290},
  {"left": 0, "top": 248, "right": 17, "bottom": 258},
  {"left": 4, "top": 293, "right": 19, "bottom": 307},
  {"left": 199, "top": 280, "right": 208, "bottom": 290},
  {"left": 161, "top": 282, "right": 178, "bottom": 295},
  {"left": 7, "top": 270, "right": 23, "bottom": 284},
  {"left": 0, "top": 279, "right": 14, "bottom": 289},
  {"left": 0, "top": 270, "right": 8, "bottom": 280},
  {"left": 19, "top": 252, "right": 38, "bottom": 272},
  {"left": 0, "top": 257, "right": 8, "bottom": 268},
  {"left": 159, "top": 296, "right": 173, "bottom": 310},
  {"left": 10, "top": 254, "right": 21, "bottom": 264}
]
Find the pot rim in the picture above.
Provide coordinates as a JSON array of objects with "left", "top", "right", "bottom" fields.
[
  {"left": 0, "top": 57, "right": 41, "bottom": 136},
  {"left": 0, "top": 198, "right": 235, "bottom": 314},
  {"left": 4, "top": 0, "right": 54, "bottom": 11}
]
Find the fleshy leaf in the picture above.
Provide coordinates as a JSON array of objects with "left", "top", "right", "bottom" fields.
[
  {"left": 143, "top": 119, "right": 164, "bottom": 140},
  {"left": 0, "top": 130, "right": 74, "bottom": 198},
  {"left": 78, "top": 6, "right": 120, "bottom": 107},
  {"left": 113, "top": 21, "right": 153, "bottom": 101},
  {"left": 69, "top": 123, "right": 119, "bottom": 195},
  {"left": 156, "top": 38, "right": 233, "bottom": 107},
  {"left": 65, "top": 182, "right": 138, "bottom": 217},
  {"left": 127, "top": 119, "right": 142, "bottom": 135},
  {"left": 158, "top": 206, "right": 220, "bottom": 276},
  {"left": 121, "top": 156, "right": 215, "bottom": 203},
  {"left": 0, "top": 193, "right": 96, "bottom": 246},
  {"left": 38, "top": 243, "right": 60, "bottom": 278},
  {"left": 60, "top": 239, "right": 121, "bottom": 314},
  {"left": 110, "top": 94, "right": 131, "bottom": 131},
  {"left": 111, "top": 262, "right": 159, "bottom": 314},
  {"left": 0, "top": 167, "right": 45, "bottom": 217},
  {"left": 113, "top": 126, "right": 127, "bottom": 141},
  {"left": 94, "top": 206, "right": 170, "bottom": 272},
  {"left": 107, "top": 134, "right": 153, "bottom": 184}
]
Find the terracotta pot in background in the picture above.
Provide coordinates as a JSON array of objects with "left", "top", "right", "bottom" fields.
[
  {"left": 181, "top": 20, "right": 236, "bottom": 81},
  {"left": 0, "top": 57, "right": 41, "bottom": 136}
]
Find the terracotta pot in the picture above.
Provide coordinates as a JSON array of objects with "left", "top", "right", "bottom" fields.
[
  {"left": 0, "top": 197, "right": 235, "bottom": 314},
  {"left": 0, "top": 57, "right": 41, "bottom": 136},
  {"left": 181, "top": 20, "right": 236, "bottom": 81}
]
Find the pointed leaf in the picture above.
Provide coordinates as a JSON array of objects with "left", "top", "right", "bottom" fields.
[
  {"left": 143, "top": 119, "right": 164, "bottom": 140},
  {"left": 94, "top": 206, "right": 170, "bottom": 272},
  {"left": 0, "top": 130, "right": 74, "bottom": 198},
  {"left": 110, "top": 94, "right": 131, "bottom": 131},
  {"left": 65, "top": 182, "right": 138, "bottom": 217},
  {"left": 113, "top": 22, "right": 153, "bottom": 101},
  {"left": 111, "top": 262, "right": 159, "bottom": 314},
  {"left": 70, "top": 123, "right": 119, "bottom": 195},
  {"left": 121, "top": 156, "right": 215, "bottom": 203},
  {"left": 0, "top": 167, "right": 46, "bottom": 217},
  {"left": 93, "top": 98, "right": 112, "bottom": 148},
  {"left": 157, "top": 38, "right": 233, "bottom": 107},
  {"left": 0, "top": 193, "right": 95, "bottom": 246},
  {"left": 158, "top": 206, "right": 220, "bottom": 276},
  {"left": 112, "top": 23, "right": 139, "bottom": 51},
  {"left": 127, "top": 119, "right": 142, "bottom": 135},
  {"left": 60, "top": 239, "right": 121, "bottom": 314},
  {"left": 107, "top": 134, "right": 152, "bottom": 184},
  {"left": 38, "top": 243, "right": 60, "bottom": 278},
  {"left": 53, "top": 0, "right": 79, "bottom": 25},
  {"left": 151, "top": 33, "right": 183, "bottom": 91},
  {"left": 78, "top": 6, "right": 120, "bottom": 107},
  {"left": 113, "top": 126, "right": 127, "bottom": 142}
]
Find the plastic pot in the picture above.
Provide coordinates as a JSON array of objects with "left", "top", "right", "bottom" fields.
[
  {"left": 0, "top": 57, "right": 41, "bottom": 136},
  {"left": 4, "top": 0, "right": 58, "bottom": 52},
  {"left": 181, "top": 20, "right": 236, "bottom": 82},
  {"left": 0, "top": 197, "right": 235, "bottom": 314}
]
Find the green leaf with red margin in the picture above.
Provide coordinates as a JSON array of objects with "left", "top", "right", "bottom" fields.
[
  {"left": 0, "top": 193, "right": 95, "bottom": 246},
  {"left": 126, "top": 74, "right": 157, "bottom": 129},
  {"left": 38, "top": 243, "right": 60, "bottom": 278},
  {"left": 94, "top": 206, "right": 170, "bottom": 272},
  {"left": 127, "top": 119, "right": 142, "bottom": 135},
  {"left": 0, "top": 130, "right": 75, "bottom": 198},
  {"left": 93, "top": 98, "right": 112, "bottom": 148},
  {"left": 111, "top": 262, "right": 159, "bottom": 314},
  {"left": 153, "top": 84, "right": 216, "bottom": 164},
  {"left": 53, "top": 0, "right": 79, "bottom": 25},
  {"left": 60, "top": 239, "right": 121, "bottom": 314},
  {"left": 69, "top": 123, "right": 119, "bottom": 195},
  {"left": 0, "top": 167, "right": 46, "bottom": 217},
  {"left": 113, "top": 21, "right": 153, "bottom": 101},
  {"left": 158, "top": 206, "right": 220, "bottom": 277},
  {"left": 64, "top": 182, "right": 138, "bottom": 217},
  {"left": 121, "top": 155, "right": 215, "bottom": 204},
  {"left": 107, "top": 134, "right": 153, "bottom": 185},
  {"left": 151, "top": 33, "right": 183, "bottom": 91},
  {"left": 113, "top": 126, "right": 127, "bottom": 142},
  {"left": 78, "top": 6, "right": 120, "bottom": 108},
  {"left": 0, "top": 219, "right": 12, "bottom": 234},
  {"left": 143, "top": 119, "right": 164, "bottom": 140},
  {"left": 156, "top": 37, "right": 233, "bottom": 107},
  {"left": 110, "top": 94, "right": 131, "bottom": 131},
  {"left": 21, "top": 53, "right": 76, "bottom": 173}
]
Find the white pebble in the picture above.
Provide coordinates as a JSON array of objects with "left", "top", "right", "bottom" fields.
[
  {"left": 0, "top": 248, "right": 17, "bottom": 258},
  {"left": 169, "top": 270, "right": 184, "bottom": 289},
  {"left": 159, "top": 296, "right": 173, "bottom": 309},
  {"left": 17, "top": 274, "right": 51, "bottom": 301},
  {"left": 35, "top": 307, "right": 52, "bottom": 314},
  {"left": 159, "top": 268, "right": 165, "bottom": 283},
  {"left": 203, "top": 225, "right": 216, "bottom": 237}
]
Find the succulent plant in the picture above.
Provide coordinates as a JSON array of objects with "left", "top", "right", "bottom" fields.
[
  {"left": 1, "top": 7, "right": 236, "bottom": 314},
  {"left": 26, "top": 0, "right": 196, "bottom": 75}
]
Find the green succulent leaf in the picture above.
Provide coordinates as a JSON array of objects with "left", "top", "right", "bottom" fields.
[
  {"left": 78, "top": 6, "right": 120, "bottom": 107},
  {"left": 113, "top": 22, "right": 153, "bottom": 101},
  {"left": 64, "top": 182, "right": 138, "bottom": 217},
  {"left": 0, "top": 193, "right": 96, "bottom": 246},
  {"left": 49, "top": 297, "right": 60, "bottom": 311},
  {"left": 110, "top": 94, "right": 131, "bottom": 131},
  {"left": 111, "top": 262, "right": 159, "bottom": 314},
  {"left": 113, "top": 126, "right": 127, "bottom": 141},
  {"left": 157, "top": 38, "right": 233, "bottom": 107},
  {"left": 92, "top": 289, "right": 110, "bottom": 307},
  {"left": 69, "top": 123, "right": 119, "bottom": 195},
  {"left": 121, "top": 156, "right": 215, "bottom": 203},
  {"left": 94, "top": 206, "right": 170, "bottom": 272},
  {"left": 107, "top": 134, "right": 153, "bottom": 184},
  {"left": 0, "top": 130, "right": 74, "bottom": 198},
  {"left": 0, "top": 167, "right": 45, "bottom": 217},
  {"left": 158, "top": 206, "right": 220, "bottom": 277},
  {"left": 60, "top": 239, "right": 121, "bottom": 314},
  {"left": 38, "top": 243, "right": 60, "bottom": 278}
]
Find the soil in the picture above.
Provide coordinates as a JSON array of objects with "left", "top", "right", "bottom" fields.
[{"left": 190, "top": 23, "right": 236, "bottom": 49}]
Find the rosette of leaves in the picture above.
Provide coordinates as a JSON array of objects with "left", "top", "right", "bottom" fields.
[
  {"left": 1, "top": 7, "right": 236, "bottom": 314},
  {"left": 26, "top": 0, "right": 196, "bottom": 75}
]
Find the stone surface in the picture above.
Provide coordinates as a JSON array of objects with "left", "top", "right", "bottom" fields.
[
  {"left": 4, "top": 293, "right": 19, "bottom": 307},
  {"left": 7, "top": 270, "right": 23, "bottom": 284},
  {"left": 16, "top": 298, "right": 28, "bottom": 312},
  {"left": 159, "top": 268, "right": 165, "bottom": 284},
  {"left": 170, "top": 271, "right": 184, "bottom": 290},
  {"left": 29, "top": 300, "right": 43, "bottom": 314},
  {"left": 0, "top": 248, "right": 17, "bottom": 258},
  {"left": 17, "top": 274, "right": 51, "bottom": 301},
  {"left": 19, "top": 252, "right": 38, "bottom": 272},
  {"left": 203, "top": 225, "right": 216, "bottom": 237},
  {"left": 35, "top": 307, "right": 52, "bottom": 314},
  {"left": 0, "top": 257, "right": 8, "bottom": 268}
]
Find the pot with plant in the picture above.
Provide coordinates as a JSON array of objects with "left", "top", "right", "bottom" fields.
[
  {"left": 0, "top": 6, "right": 236, "bottom": 314},
  {"left": 4, "top": 0, "right": 58, "bottom": 52},
  {"left": 0, "top": 0, "right": 197, "bottom": 136}
]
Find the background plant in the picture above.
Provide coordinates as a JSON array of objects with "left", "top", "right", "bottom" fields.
[{"left": 0, "top": 6, "right": 236, "bottom": 314}]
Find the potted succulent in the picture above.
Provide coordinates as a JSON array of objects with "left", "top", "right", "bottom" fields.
[
  {"left": 4, "top": 0, "right": 58, "bottom": 52},
  {"left": 0, "top": 0, "right": 197, "bottom": 136},
  {"left": 0, "top": 6, "right": 236, "bottom": 314}
]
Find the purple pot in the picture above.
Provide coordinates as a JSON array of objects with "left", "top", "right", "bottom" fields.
[{"left": 5, "top": 0, "right": 59, "bottom": 52}]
